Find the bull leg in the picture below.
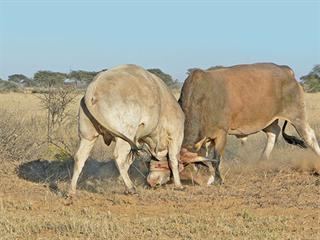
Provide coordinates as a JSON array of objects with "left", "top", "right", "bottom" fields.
[
  {"left": 204, "top": 141, "right": 215, "bottom": 183},
  {"left": 293, "top": 121, "right": 320, "bottom": 156},
  {"left": 208, "top": 132, "right": 227, "bottom": 185},
  {"left": 168, "top": 140, "right": 183, "bottom": 190},
  {"left": 260, "top": 120, "right": 281, "bottom": 160},
  {"left": 114, "top": 138, "right": 136, "bottom": 194},
  {"left": 69, "top": 137, "right": 97, "bottom": 195}
]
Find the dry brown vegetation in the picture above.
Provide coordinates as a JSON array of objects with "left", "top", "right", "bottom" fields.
[{"left": 0, "top": 92, "right": 320, "bottom": 240}]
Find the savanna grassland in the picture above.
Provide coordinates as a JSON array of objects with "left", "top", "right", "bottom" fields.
[{"left": 0, "top": 91, "right": 320, "bottom": 240}]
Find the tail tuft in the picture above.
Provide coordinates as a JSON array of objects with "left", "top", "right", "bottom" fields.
[{"left": 282, "top": 121, "right": 307, "bottom": 149}]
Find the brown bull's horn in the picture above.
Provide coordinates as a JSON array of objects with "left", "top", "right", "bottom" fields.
[
  {"left": 182, "top": 155, "right": 211, "bottom": 164},
  {"left": 195, "top": 156, "right": 211, "bottom": 162},
  {"left": 194, "top": 137, "right": 208, "bottom": 152},
  {"left": 180, "top": 148, "right": 210, "bottom": 164}
]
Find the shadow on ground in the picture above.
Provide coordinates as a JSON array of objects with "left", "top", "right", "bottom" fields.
[{"left": 17, "top": 157, "right": 150, "bottom": 194}]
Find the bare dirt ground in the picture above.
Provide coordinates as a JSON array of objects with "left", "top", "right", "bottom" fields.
[{"left": 0, "top": 92, "right": 320, "bottom": 239}]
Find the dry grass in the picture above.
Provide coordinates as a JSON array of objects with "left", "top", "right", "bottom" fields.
[{"left": 0, "top": 92, "right": 320, "bottom": 239}]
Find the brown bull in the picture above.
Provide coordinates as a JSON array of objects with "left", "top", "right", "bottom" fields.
[
  {"left": 179, "top": 63, "right": 320, "bottom": 185},
  {"left": 69, "top": 64, "right": 185, "bottom": 195}
]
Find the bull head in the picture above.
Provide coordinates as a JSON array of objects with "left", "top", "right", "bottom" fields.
[
  {"left": 146, "top": 148, "right": 211, "bottom": 187},
  {"left": 147, "top": 160, "right": 171, "bottom": 187}
]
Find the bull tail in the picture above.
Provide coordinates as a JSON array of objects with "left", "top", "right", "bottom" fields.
[
  {"left": 81, "top": 96, "right": 144, "bottom": 156},
  {"left": 282, "top": 120, "right": 307, "bottom": 148}
]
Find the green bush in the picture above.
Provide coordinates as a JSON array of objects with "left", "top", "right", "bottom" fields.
[
  {"left": 301, "top": 65, "right": 320, "bottom": 93},
  {"left": 148, "top": 68, "right": 178, "bottom": 87},
  {"left": 0, "top": 80, "right": 22, "bottom": 93}
]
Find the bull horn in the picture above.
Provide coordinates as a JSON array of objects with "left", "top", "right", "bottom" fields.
[
  {"left": 180, "top": 148, "right": 211, "bottom": 164},
  {"left": 195, "top": 156, "right": 211, "bottom": 162},
  {"left": 197, "top": 156, "right": 212, "bottom": 163},
  {"left": 194, "top": 137, "right": 208, "bottom": 152},
  {"left": 182, "top": 155, "right": 211, "bottom": 164}
]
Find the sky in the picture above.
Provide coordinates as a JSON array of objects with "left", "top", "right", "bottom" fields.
[{"left": 0, "top": 0, "right": 319, "bottom": 81}]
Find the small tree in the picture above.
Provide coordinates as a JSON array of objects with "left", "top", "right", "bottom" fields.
[
  {"left": 148, "top": 68, "right": 177, "bottom": 87},
  {"left": 68, "top": 70, "right": 98, "bottom": 84},
  {"left": 34, "top": 71, "right": 67, "bottom": 87},
  {"left": 38, "top": 87, "right": 77, "bottom": 155},
  {"left": 23, "top": 79, "right": 39, "bottom": 87},
  {"left": 301, "top": 65, "right": 320, "bottom": 93},
  {"left": 0, "top": 80, "right": 21, "bottom": 92},
  {"left": 8, "top": 74, "right": 29, "bottom": 83}
]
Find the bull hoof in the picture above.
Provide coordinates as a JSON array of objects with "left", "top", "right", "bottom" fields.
[
  {"left": 124, "top": 188, "right": 138, "bottom": 195},
  {"left": 213, "top": 177, "right": 223, "bottom": 185},
  {"left": 67, "top": 187, "right": 76, "bottom": 196},
  {"left": 66, "top": 190, "right": 77, "bottom": 200},
  {"left": 207, "top": 176, "right": 223, "bottom": 186}
]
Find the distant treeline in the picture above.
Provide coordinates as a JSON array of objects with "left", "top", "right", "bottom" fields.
[
  {"left": 0, "top": 68, "right": 179, "bottom": 89},
  {"left": 0, "top": 65, "right": 319, "bottom": 92}
]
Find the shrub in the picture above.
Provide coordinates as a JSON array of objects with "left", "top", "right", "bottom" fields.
[
  {"left": 0, "top": 109, "right": 46, "bottom": 162},
  {"left": 301, "top": 65, "right": 320, "bottom": 93},
  {"left": 0, "top": 80, "right": 22, "bottom": 93},
  {"left": 148, "top": 68, "right": 178, "bottom": 87}
]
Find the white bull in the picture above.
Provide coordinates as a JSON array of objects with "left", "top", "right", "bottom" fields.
[{"left": 69, "top": 64, "right": 185, "bottom": 195}]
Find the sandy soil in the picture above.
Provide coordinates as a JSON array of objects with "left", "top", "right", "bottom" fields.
[{"left": 0, "top": 92, "right": 319, "bottom": 239}]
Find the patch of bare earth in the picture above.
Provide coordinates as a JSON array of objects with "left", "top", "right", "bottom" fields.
[
  {"left": 0, "top": 157, "right": 319, "bottom": 240},
  {"left": 1, "top": 92, "right": 320, "bottom": 239}
]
